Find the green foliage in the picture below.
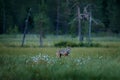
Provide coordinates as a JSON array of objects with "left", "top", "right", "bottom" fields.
[
  {"left": 34, "top": 12, "right": 51, "bottom": 34},
  {"left": 107, "top": 0, "right": 120, "bottom": 33},
  {"left": 78, "top": 42, "right": 101, "bottom": 47},
  {"left": 54, "top": 41, "right": 78, "bottom": 47},
  {"left": 0, "top": 0, "right": 119, "bottom": 34},
  {"left": 54, "top": 41, "right": 101, "bottom": 47},
  {"left": 6, "top": 25, "right": 19, "bottom": 34},
  {"left": 92, "top": 22, "right": 105, "bottom": 33}
]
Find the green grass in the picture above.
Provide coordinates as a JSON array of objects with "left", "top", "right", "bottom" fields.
[{"left": 0, "top": 34, "right": 120, "bottom": 80}]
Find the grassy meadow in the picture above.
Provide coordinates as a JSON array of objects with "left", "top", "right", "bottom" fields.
[{"left": 0, "top": 34, "right": 120, "bottom": 80}]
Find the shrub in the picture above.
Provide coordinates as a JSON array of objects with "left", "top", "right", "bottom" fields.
[
  {"left": 54, "top": 41, "right": 78, "bottom": 47},
  {"left": 6, "top": 25, "right": 19, "bottom": 34},
  {"left": 54, "top": 41, "right": 101, "bottom": 47},
  {"left": 78, "top": 43, "right": 101, "bottom": 47}
]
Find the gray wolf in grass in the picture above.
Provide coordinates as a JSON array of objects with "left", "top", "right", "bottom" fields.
[{"left": 56, "top": 47, "right": 71, "bottom": 58}]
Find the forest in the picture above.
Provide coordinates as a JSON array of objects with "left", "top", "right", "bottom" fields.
[{"left": 0, "top": 0, "right": 120, "bottom": 35}]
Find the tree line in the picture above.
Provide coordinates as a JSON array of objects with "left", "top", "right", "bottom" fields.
[{"left": 0, "top": 0, "right": 120, "bottom": 35}]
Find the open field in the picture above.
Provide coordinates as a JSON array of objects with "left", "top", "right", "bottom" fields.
[
  {"left": 0, "top": 34, "right": 120, "bottom": 80},
  {"left": 0, "top": 34, "right": 120, "bottom": 47}
]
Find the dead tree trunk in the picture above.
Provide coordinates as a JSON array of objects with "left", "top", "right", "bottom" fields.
[
  {"left": 40, "top": 33, "right": 43, "bottom": 47},
  {"left": 39, "top": 22, "right": 43, "bottom": 47},
  {"left": 21, "top": 8, "right": 31, "bottom": 47},
  {"left": 77, "top": 5, "right": 82, "bottom": 42},
  {"left": 83, "top": 4, "right": 92, "bottom": 44},
  {"left": 88, "top": 8, "right": 92, "bottom": 44}
]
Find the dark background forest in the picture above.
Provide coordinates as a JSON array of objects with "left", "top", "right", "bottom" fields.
[{"left": 0, "top": 0, "right": 120, "bottom": 35}]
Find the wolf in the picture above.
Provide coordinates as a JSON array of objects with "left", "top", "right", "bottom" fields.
[{"left": 56, "top": 47, "right": 71, "bottom": 58}]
